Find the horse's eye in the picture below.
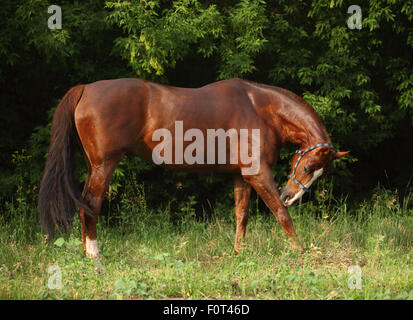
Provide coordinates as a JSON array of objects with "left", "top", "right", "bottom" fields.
[{"left": 303, "top": 166, "right": 311, "bottom": 174}]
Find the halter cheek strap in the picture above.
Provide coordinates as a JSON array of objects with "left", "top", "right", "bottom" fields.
[{"left": 289, "top": 143, "right": 335, "bottom": 192}]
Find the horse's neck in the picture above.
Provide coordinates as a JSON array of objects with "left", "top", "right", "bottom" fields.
[
  {"left": 274, "top": 99, "right": 331, "bottom": 149},
  {"left": 250, "top": 83, "right": 331, "bottom": 149}
]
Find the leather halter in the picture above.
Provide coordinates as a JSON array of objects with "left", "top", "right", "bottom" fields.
[{"left": 289, "top": 143, "right": 335, "bottom": 192}]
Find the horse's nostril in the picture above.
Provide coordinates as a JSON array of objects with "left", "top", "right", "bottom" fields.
[{"left": 280, "top": 191, "right": 290, "bottom": 203}]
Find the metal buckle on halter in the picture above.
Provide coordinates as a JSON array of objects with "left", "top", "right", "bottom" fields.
[{"left": 289, "top": 143, "right": 335, "bottom": 193}]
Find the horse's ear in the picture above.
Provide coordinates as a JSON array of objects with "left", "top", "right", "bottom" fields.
[{"left": 334, "top": 151, "right": 350, "bottom": 160}]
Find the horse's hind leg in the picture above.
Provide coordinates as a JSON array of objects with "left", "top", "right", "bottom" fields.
[
  {"left": 79, "top": 156, "right": 91, "bottom": 255},
  {"left": 80, "top": 156, "right": 123, "bottom": 258},
  {"left": 233, "top": 175, "right": 251, "bottom": 255}
]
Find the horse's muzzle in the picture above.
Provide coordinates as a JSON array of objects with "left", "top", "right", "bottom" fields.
[{"left": 280, "top": 188, "right": 292, "bottom": 206}]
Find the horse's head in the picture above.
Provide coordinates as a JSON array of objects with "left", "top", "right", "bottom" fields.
[{"left": 280, "top": 144, "right": 349, "bottom": 207}]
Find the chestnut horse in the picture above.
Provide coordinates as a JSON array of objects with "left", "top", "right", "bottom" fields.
[{"left": 38, "top": 78, "right": 348, "bottom": 258}]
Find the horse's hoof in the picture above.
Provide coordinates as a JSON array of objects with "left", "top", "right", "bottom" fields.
[{"left": 289, "top": 238, "right": 304, "bottom": 253}]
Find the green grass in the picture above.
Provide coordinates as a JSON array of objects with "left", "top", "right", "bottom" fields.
[{"left": 0, "top": 189, "right": 412, "bottom": 300}]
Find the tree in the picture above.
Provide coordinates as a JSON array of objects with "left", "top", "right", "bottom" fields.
[{"left": 1, "top": 0, "right": 412, "bottom": 203}]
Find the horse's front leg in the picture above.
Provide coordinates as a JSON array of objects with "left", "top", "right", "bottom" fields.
[
  {"left": 233, "top": 174, "right": 252, "bottom": 255},
  {"left": 243, "top": 165, "right": 303, "bottom": 252}
]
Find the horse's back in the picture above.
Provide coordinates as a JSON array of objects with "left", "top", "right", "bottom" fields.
[{"left": 73, "top": 77, "right": 275, "bottom": 166}]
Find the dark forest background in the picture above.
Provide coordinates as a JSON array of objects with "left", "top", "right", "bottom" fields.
[{"left": 0, "top": 0, "right": 412, "bottom": 218}]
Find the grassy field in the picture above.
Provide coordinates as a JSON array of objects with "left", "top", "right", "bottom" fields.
[{"left": 0, "top": 188, "right": 412, "bottom": 300}]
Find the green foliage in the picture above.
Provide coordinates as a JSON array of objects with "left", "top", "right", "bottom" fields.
[
  {"left": 266, "top": 0, "right": 413, "bottom": 153},
  {"left": 1, "top": 0, "right": 412, "bottom": 217},
  {"left": 105, "top": 0, "right": 225, "bottom": 80},
  {"left": 218, "top": 0, "right": 268, "bottom": 79},
  {"left": 0, "top": 186, "right": 412, "bottom": 299}
]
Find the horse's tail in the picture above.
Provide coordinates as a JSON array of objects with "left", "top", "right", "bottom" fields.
[{"left": 38, "top": 85, "right": 91, "bottom": 237}]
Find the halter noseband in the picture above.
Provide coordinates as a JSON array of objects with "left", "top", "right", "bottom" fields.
[{"left": 289, "top": 143, "right": 335, "bottom": 193}]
